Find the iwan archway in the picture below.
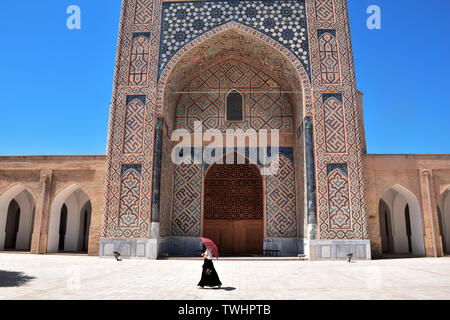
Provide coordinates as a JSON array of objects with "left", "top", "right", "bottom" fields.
[
  {"left": 158, "top": 25, "right": 306, "bottom": 257},
  {"left": 203, "top": 153, "right": 264, "bottom": 255}
]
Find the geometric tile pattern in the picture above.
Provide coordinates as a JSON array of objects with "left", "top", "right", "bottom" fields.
[
  {"left": 315, "top": 0, "right": 335, "bottom": 22},
  {"left": 134, "top": 0, "right": 153, "bottom": 25},
  {"left": 128, "top": 33, "right": 151, "bottom": 86},
  {"left": 172, "top": 164, "right": 202, "bottom": 236},
  {"left": 118, "top": 164, "right": 142, "bottom": 229},
  {"left": 318, "top": 29, "right": 340, "bottom": 84},
  {"left": 307, "top": 0, "right": 367, "bottom": 240},
  {"left": 176, "top": 60, "right": 293, "bottom": 132},
  {"left": 323, "top": 93, "right": 346, "bottom": 153},
  {"left": 123, "top": 95, "right": 146, "bottom": 154},
  {"left": 326, "top": 164, "right": 351, "bottom": 230},
  {"left": 171, "top": 147, "right": 297, "bottom": 237},
  {"left": 156, "top": 21, "right": 313, "bottom": 122},
  {"left": 266, "top": 154, "right": 297, "bottom": 237},
  {"left": 160, "top": 0, "right": 310, "bottom": 78},
  {"left": 103, "top": 0, "right": 157, "bottom": 240}
]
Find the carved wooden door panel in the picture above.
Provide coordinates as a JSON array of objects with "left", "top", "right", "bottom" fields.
[{"left": 203, "top": 161, "right": 263, "bottom": 255}]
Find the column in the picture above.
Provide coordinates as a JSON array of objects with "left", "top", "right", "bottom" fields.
[{"left": 304, "top": 116, "right": 317, "bottom": 240}]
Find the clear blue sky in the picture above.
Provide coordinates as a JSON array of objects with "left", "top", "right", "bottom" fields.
[{"left": 0, "top": 0, "right": 449, "bottom": 155}]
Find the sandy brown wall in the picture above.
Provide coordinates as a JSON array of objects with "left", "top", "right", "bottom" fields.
[
  {"left": 364, "top": 154, "right": 450, "bottom": 258},
  {"left": 0, "top": 156, "right": 106, "bottom": 255}
]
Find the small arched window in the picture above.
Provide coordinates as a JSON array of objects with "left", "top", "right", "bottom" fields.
[{"left": 226, "top": 90, "right": 244, "bottom": 122}]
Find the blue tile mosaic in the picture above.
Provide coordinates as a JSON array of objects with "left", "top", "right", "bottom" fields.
[{"left": 159, "top": 0, "right": 310, "bottom": 77}]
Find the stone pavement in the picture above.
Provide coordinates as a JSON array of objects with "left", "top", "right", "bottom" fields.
[{"left": 0, "top": 253, "right": 450, "bottom": 300}]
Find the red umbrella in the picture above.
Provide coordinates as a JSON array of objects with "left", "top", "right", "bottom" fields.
[{"left": 200, "top": 237, "right": 219, "bottom": 258}]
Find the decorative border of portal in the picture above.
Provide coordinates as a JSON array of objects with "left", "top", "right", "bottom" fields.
[{"left": 306, "top": 0, "right": 367, "bottom": 241}]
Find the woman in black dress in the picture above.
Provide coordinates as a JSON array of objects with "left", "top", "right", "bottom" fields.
[{"left": 197, "top": 246, "right": 222, "bottom": 289}]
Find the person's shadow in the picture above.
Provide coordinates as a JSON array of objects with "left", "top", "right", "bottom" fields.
[
  {"left": 0, "top": 270, "right": 35, "bottom": 287},
  {"left": 211, "top": 287, "right": 236, "bottom": 291}
]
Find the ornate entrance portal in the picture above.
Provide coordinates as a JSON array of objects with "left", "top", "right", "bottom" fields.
[
  {"left": 203, "top": 159, "right": 263, "bottom": 255},
  {"left": 99, "top": 0, "right": 373, "bottom": 261}
]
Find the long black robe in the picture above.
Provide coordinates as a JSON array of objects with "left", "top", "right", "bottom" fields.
[{"left": 197, "top": 258, "right": 222, "bottom": 288}]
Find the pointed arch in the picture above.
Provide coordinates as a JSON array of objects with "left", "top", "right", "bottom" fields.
[
  {"left": 438, "top": 188, "right": 450, "bottom": 254},
  {"left": 158, "top": 22, "right": 306, "bottom": 256},
  {"left": 0, "top": 184, "right": 36, "bottom": 251},
  {"left": 0, "top": 183, "right": 35, "bottom": 201},
  {"left": 48, "top": 184, "right": 91, "bottom": 253},
  {"left": 156, "top": 21, "right": 313, "bottom": 131},
  {"left": 380, "top": 184, "right": 425, "bottom": 257}
]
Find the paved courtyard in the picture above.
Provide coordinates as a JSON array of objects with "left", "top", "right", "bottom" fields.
[{"left": 0, "top": 253, "right": 449, "bottom": 300}]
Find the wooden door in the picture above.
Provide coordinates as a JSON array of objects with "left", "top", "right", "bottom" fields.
[{"left": 203, "top": 159, "right": 263, "bottom": 255}]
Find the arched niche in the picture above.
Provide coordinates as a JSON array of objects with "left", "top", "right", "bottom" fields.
[
  {"left": 0, "top": 185, "right": 35, "bottom": 251},
  {"left": 379, "top": 185, "right": 425, "bottom": 257},
  {"left": 47, "top": 185, "right": 92, "bottom": 253},
  {"left": 438, "top": 189, "right": 450, "bottom": 254}
]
